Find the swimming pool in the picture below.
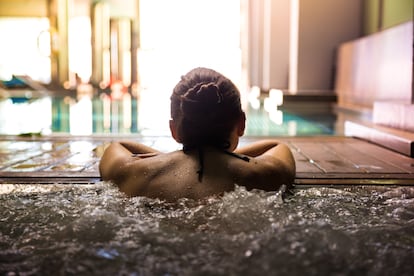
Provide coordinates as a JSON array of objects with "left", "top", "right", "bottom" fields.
[
  {"left": 1, "top": 183, "right": 413, "bottom": 275},
  {"left": 0, "top": 93, "right": 338, "bottom": 136}
]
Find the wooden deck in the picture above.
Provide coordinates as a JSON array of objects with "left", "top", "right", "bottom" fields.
[{"left": 0, "top": 135, "right": 413, "bottom": 186}]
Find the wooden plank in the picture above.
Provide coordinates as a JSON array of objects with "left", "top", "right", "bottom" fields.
[
  {"left": 289, "top": 141, "right": 363, "bottom": 173},
  {"left": 287, "top": 141, "right": 324, "bottom": 173},
  {"left": 82, "top": 161, "right": 100, "bottom": 172},
  {"left": 1, "top": 136, "right": 414, "bottom": 186},
  {"left": 326, "top": 140, "right": 409, "bottom": 173},
  {"left": 0, "top": 171, "right": 99, "bottom": 178},
  {"left": 295, "top": 172, "right": 414, "bottom": 179},
  {"left": 8, "top": 151, "right": 75, "bottom": 172},
  {"left": 347, "top": 140, "right": 414, "bottom": 173},
  {"left": 294, "top": 158, "right": 324, "bottom": 174},
  {"left": 345, "top": 121, "right": 414, "bottom": 157},
  {"left": 0, "top": 177, "right": 100, "bottom": 185},
  {"left": 295, "top": 178, "right": 414, "bottom": 185},
  {"left": 0, "top": 140, "right": 70, "bottom": 170}
]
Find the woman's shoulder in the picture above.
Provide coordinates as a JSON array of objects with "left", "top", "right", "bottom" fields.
[
  {"left": 228, "top": 155, "right": 294, "bottom": 191},
  {"left": 125, "top": 150, "right": 183, "bottom": 169}
]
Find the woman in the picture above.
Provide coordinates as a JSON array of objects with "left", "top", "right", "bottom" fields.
[{"left": 99, "top": 67, "right": 296, "bottom": 201}]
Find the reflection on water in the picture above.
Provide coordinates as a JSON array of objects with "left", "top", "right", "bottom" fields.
[
  {"left": 0, "top": 93, "right": 337, "bottom": 136},
  {"left": 0, "top": 97, "right": 52, "bottom": 135},
  {"left": 52, "top": 93, "right": 139, "bottom": 135},
  {"left": 0, "top": 183, "right": 413, "bottom": 275}
]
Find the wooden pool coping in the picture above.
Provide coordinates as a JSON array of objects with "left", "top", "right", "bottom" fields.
[{"left": 0, "top": 135, "right": 413, "bottom": 186}]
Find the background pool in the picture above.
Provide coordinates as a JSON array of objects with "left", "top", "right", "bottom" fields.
[{"left": 0, "top": 93, "right": 338, "bottom": 136}]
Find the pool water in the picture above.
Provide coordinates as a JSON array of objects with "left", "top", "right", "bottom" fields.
[
  {"left": 246, "top": 103, "right": 336, "bottom": 136},
  {"left": 1, "top": 183, "right": 413, "bottom": 275},
  {"left": 0, "top": 94, "right": 337, "bottom": 136}
]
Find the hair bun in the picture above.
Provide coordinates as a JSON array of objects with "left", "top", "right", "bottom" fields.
[
  {"left": 197, "top": 83, "right": 222, "bottom": 104},
  {"left": 182, "top": 82, "right": 222, "bottom": 104},
  {"left": 180, "top": 82, "right": 223, "bottom": 122}
]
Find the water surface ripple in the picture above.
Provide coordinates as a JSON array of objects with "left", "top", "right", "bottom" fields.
[{"left": 1, "top": 183, "right": 413, "bottom": 275}]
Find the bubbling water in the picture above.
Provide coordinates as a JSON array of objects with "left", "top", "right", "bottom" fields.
[{"left": 1, "top": 183, "right": 413, "bottom": 275}]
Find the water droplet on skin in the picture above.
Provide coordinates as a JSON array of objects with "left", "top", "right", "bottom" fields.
[{"left": 245, "top": 250, "right": 252, "bottom": 257}]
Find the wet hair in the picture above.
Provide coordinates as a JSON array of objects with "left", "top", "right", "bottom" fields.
[{"left": 170, "top": 67, "right": 243, "bottom": 150}]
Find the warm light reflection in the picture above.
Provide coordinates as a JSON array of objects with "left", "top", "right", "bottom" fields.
[
  {"left": 269, "top": 89, "right": 283, "bottom": 106},
  {"left": 0, "top": 0, "right": 339, "bottom": 137},
  {"left": 0, "top": 95, "right": 336, "bottom": 136},
  {"left": 137, "top": 0, "right": 243, "bottom": 131},
  {"left": 262, "top": 89, "right": 284, "bottom": 125},
  {"left": 289, "top": 0, "right": 299, "bottom": 93},
  {"left": 102, "top": 50, "right": 111, "bottom": 87},
  {"left": 248, "top": 86, "right": 261, "bottom": 110},
  {"left": 137, "top": 88, "right": 171, "bottom": 135},
  {"left": 40, "top": 142, "right": 53, "bottom": 151},
  {"left": 288, "top": 121, "right": 297, "bottom": 136},
  {"left": 269, "top": 110, "right": 283, "bottom": 125},
  {"left": 0, "top": 18, "right": 51, "bottom": 83},
  {"left": 0, "top": 97, "right": 51, "bottom": 135},
  {"left": 69, "top": 141, "right": 96, "bottom": 154},
  {"left": 101, "top": 94, "right": 111, "bottom": 130},
  {"left": 68, "top": 16, "right": 92, "bottom": 82},
  {"left": 70, "top": 97, "right": 92, "bottom": 135},
  {"left": 122, "top": 93, "right": 132, "bottom": 129}
]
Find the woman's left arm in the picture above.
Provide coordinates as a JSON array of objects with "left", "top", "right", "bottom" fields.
[{"left": 118, "top": 140, "right": 161, "bottom": 154}]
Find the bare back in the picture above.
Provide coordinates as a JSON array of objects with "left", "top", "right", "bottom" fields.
[
  {"left": 99, "top": 140, "right": 296, "bottom": 202},
  {"left": 100, "top": 145, "right": 293, "bottom": 201}
]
